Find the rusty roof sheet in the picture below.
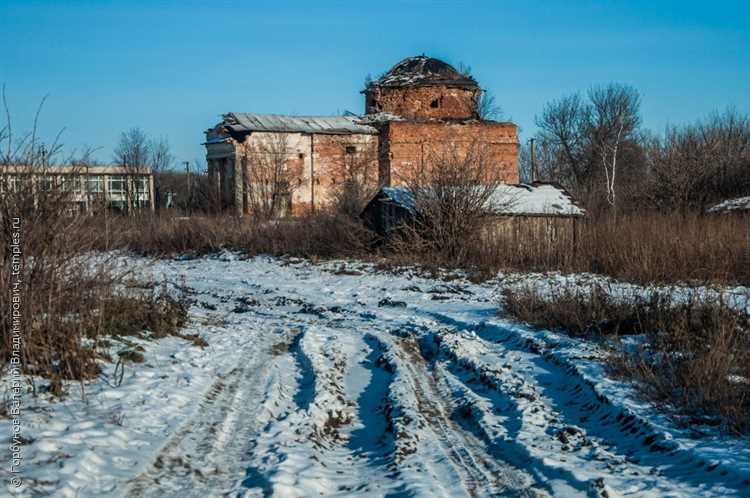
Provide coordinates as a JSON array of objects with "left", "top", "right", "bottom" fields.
[{"left": 223, "top": 113, "right": 378, "bottom": 135}]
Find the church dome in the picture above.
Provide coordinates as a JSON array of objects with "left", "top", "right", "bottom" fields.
[{"left": 371, "top": 55, "right": 478, "bottom": 88}]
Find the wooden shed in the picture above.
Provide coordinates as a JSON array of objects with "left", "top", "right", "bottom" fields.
[{"left": 361, "top": 182, "right": 585, "bottom": 247}]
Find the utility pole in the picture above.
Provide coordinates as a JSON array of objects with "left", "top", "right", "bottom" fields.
[
  {"left": 529, "top": 138, "right": 537, "bottom": 182},
  {"left": 184, "top": 161, "right": 191, "bottom": 216}
]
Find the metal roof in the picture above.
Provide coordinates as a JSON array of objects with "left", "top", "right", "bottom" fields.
[{"left": 222, "top": 113, "right": 378, "bottom": 135}]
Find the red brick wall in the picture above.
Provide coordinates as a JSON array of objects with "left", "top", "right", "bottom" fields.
[
  {"left": 365, "top": 86, "right": 479, "bottom": 120},
  {"left": 380, "top": 121, "right": 519, "bottom": 185},
  {"left": 302, "top": 134, "right": 379, "bottom": 214}
]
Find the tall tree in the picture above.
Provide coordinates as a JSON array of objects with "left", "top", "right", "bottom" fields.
[
  {"left": 113, "top": 127, "right": 149, "bottom": 168},
  {"left": 534, "top": 83, "right": 642, "bottom": 212},
  {"left": 588, "top": 84, "right": 641, "bottom": 211}
]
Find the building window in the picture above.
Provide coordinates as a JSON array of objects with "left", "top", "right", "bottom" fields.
[
  {"left": 39, "top": 175, "right": 55, "bottom": 192},
  {"left": 135, "top": 177, "right": 149, "bottom": 194},
  {"left": 345, "top": 145, "right": 357, "bottom": 154},
  {"left": 60, "top": 176, "right": 82, "bottom": 193},
  {"left": 0, "top": 175, "right": 18, "bottom": 193},
  {"left": 430, "top": 98, "right": 440, "bottom": 108},
  {"left": 107, "top": 176, "right": 127, "bottom": 194},
  {"left": 87, "top": 176, "right": 104, "bottom": 193}
]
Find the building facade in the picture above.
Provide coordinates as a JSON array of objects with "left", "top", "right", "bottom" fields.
[
  {"left": 0, "top": 165, "right": 155, "bottom": 214},
  {"left": 205, "top": 55, "right": 519, "bottom": 217}
]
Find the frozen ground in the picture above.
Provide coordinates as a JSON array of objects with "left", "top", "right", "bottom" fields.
[{"left": 2, "top": 253, "right": 749, "bottom": 497}]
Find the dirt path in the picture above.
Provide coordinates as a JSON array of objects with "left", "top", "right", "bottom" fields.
[{"left": 113, "top": 256, "right": 747, "bottom": 498}]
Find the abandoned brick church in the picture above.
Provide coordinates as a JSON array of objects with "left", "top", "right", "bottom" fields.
[{"left": 204, "top": 55, "right": 519, "bottom": 216}]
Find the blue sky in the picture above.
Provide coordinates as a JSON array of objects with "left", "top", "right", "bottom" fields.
[{"left": 1, "top": 0, "right": 748, "bottom": 167}]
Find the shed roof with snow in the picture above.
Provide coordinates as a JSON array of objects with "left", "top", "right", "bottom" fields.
[
  {"left": 220, "top": 112, "right": 378, "bottom": 136},
  {"left": 371, "top": 183, "right": 585, "bottom": 218},
  {"left": 707, "top": 196, "right": 750, "bottom": 214}
]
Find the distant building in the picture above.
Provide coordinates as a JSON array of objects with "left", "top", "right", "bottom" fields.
[
  {"left": 0, "top": 164, "right": 155, "bottom": 214},
  {"left": 204, "top": 55, "right": 519, "bottom": 217}
]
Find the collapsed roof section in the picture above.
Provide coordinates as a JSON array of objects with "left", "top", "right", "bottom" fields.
[{"left": 369, "top": 55, "right": 478, "bottom": 89}]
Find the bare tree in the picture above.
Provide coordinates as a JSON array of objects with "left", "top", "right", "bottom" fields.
[
  {"left": 241, "top": 132, "right": 304, "bottom": 219},
  {"left": 588, "top": 84, "right": 641, "bottom": 211},
  {"left": 113, "top": 128, "right": 151, "bottom": 213},
  {"left": 148, "top": 136, "right": 173, "bottom": 173},
  {"left": 534, "top": 84, "right": 642, "bottom": 213},
  {"left": 535, "top": 93, "right": 591, "bottom": 190},
  {"left": 477, "top": 90, "right": 503, "bottom": 121},
  {"left": 147, "top": 136, "right": 173, "bottom": 209},
  {"left": 113, "top": 127, "right": 149, "bottom": 169},
  {"left": 1, "top": 85, "right": 65, "bottom": 168},
  {"left": 644, "top": 109, "right": 750, "bottom": 212},
  {"left": 113, "top": 128, "right": 175, "bottom": 214},
  {"left": 400, "top": 141, "right": 513, "bottom": 262}
]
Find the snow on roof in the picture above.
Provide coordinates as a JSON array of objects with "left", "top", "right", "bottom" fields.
[
  {"left": 377, "top": 183, "right": 585, "bottom": 217},
  {"left": 489, "top": 183, "right": 585, "bottom": 217},
  {"left": 356, "top": 112, "right": 405, "bottom": 125},
  {"left": 222, "top": 113, "right": 377, "bottom": 135},
  {"left": 707, "top": 196, "right": 750, "bottom": 214},
  {"left": 370, "top": 56, "right": 478, "bottom": 89},
  {"left": 381, "top": 187, "right": 417, "bottom": 212}
]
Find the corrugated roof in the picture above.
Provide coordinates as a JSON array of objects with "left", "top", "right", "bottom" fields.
[
  {"left": 222, "top": 113, "right": 377, "bottom": 135},
  {"left": 376, "top": 183, "right": 585, "bottom": 217}
]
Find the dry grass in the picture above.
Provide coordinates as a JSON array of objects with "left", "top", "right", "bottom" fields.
[
  {"left": 394, "top": 211, "right": 750, "bottom": 286},
  {"left": 0, "top": 190, "right": 190, "bottom": 388},
  {"left": 500, "top": 284, "right": 750, "bottom": 433},
  {"left": 575, "top": 212, "right": 749, "bottom": 285},
  {"left": 99, "top": 209, "right": 749, "bottom": 288},
  {"left": 96, "top": 212, "right": 374, "bottom": 259}
]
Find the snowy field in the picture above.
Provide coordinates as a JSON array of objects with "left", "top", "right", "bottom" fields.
[{"left": 2, "top": 253, "right": 750, "bottom": 497}]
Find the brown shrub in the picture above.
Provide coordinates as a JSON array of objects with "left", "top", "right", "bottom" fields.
[
  {"left": 465, "top": 211, "right": 750, "bottom": 285},
  {"left": 500, "top": 285, "right": 750, "bottom": 433},
  {"left": 0, "top": 192, "right": 190, "bottom": 385},
  {"left": 99, "top": 212, "right": 374, "bottom": 259}
]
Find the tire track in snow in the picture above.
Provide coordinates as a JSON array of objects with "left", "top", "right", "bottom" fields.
[
  {"left": 418, "top": 313, "right": 748, "bottom": 497},
  {"left": 123, "top": 332, "right": 291, "bottom": 498},
  {"left": 238, "top": 321, "right": 399, "bottom": 497},
  {"left": 288, "top": 327, "right": 316, "bottom": 411},
  {"left": 346, "top": 333, "right": 397, "bottom": 469},
  {"left": 385, "top": 333, "right": 541, "bottom": 498}
]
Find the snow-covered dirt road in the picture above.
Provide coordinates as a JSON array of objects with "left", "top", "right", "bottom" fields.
[{"left": 3, "top": 254, "right": 749, "bottom": 497}]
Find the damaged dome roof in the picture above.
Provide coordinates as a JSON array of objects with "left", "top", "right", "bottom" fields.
[{"left": 371, "top": 55, "right": 478, "bottom": 89}]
